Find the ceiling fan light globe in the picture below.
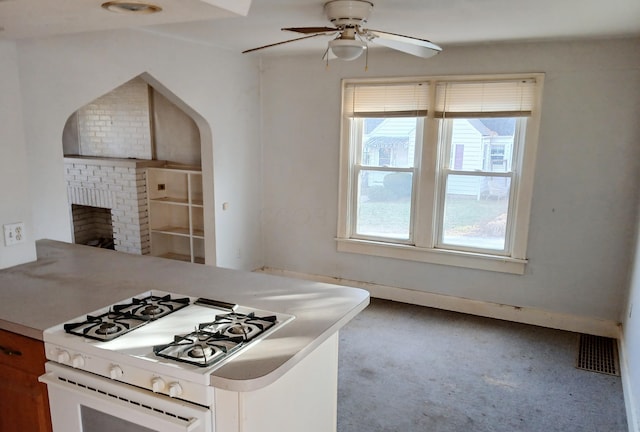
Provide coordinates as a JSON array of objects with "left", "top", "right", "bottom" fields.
[{"left": 329, "top": 39, "right": 366, "bottom": 61}]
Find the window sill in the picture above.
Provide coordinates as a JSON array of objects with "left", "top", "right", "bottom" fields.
[{"left": 335, "top": 238, "right": 527, "bottom": 275}]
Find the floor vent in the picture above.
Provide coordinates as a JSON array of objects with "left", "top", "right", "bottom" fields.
[{"left": 575, "top": 334, "right": 619, "bottom": 376}]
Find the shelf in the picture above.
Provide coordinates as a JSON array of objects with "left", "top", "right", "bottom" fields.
[
  {"left": 159, "top": 252, "right": 192, "bottom": 263},
  {"left": 151, "top": 226, "right": 191, "bottom": 237},
  {"left": 147, "top": 166, "right": 206, "bottom": 265},
  {"left": 150, "top": 197, "right": 190, "bottom": 206}
]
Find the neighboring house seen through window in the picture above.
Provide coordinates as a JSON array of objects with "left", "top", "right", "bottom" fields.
[{"left": 336, "top": 74, "right": 544, "bottom": 274}]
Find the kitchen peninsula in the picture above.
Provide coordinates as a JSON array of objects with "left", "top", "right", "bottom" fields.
[{"left": 0, "top": 240, "right": 369, "bottom": 432}]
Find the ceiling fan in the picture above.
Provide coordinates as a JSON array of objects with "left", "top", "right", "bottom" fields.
[{"left": 242, "top": 0, "right": 442, "bottom": 61}]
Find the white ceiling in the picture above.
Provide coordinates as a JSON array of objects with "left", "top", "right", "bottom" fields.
[{"left": 1, "top": 0, "right": 639, "bottom": 57}]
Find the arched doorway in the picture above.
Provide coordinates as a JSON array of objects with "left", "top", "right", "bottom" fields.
[{"left": 61, "top": 73, "right": 215, "bottom": 264}]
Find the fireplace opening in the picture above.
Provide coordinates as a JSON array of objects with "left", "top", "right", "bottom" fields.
[{"left": 71, "top": 204, "right": 115, "bottom": 249}]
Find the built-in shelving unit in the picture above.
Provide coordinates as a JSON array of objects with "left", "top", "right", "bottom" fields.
[{"left": 147, "top": 166, "right": 204, "bottom": 264}]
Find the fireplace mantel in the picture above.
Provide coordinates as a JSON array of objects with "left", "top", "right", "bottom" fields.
[{"left": 63, "top": 155, "right": 165, "bottom": 169}]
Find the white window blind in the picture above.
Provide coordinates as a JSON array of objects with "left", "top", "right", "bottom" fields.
[
  {"left": 434, "top": 79, "right": 537, "bottom": 118},
  {"left": 343, "top": 82, "right": 430, "bottom": 117}
]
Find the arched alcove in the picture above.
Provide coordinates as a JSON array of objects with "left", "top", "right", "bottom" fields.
[{"left": 61, "top": 73, "right": 215, "bottom": 265}]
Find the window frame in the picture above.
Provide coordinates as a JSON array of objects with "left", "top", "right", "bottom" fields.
[{"left": 336, "top": 73, "right": 544, "bottom": 275}]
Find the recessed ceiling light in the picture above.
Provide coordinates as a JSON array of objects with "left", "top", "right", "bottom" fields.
[{"left": 101, "top": 1, "right": 162, "bottom": 14}]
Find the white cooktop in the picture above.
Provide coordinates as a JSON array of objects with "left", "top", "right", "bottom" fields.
[{"left": 43, "top": 291, "right": 295, "bottom": 386}]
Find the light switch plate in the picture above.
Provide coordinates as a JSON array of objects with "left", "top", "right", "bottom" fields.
[{"left": 3, "top": 222, "right": 25, "bottom": 246}]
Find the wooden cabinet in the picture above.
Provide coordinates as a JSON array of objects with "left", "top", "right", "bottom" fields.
[
  {"left": 0, "top": 329, "right": 52, "bottom": 432},
  {"left": 147, "top": 167, "right": 205, "bottom": 264}
]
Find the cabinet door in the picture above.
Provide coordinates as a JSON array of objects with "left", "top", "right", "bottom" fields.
[
  {"left": 0, "top": 329, "right": 52, "bottom": 432},
  {"left": 0, "top": 365, "right": 52, "bottom": 432}
]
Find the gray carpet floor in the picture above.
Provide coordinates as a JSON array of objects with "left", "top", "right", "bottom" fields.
[{"left": 337, "top": 298, "right": 628, "bottom": 432}]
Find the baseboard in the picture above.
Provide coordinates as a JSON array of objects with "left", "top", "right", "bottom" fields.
[
  {"left": 258, "top": 267, "right": 621, "bottom": 338},
  {"left": 619, "top": 332, "right": 639, "bottom": 432}
]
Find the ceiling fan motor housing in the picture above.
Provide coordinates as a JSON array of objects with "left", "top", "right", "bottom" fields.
[{"left": 325, "top": 0, "right": 373, "bottom": 27}]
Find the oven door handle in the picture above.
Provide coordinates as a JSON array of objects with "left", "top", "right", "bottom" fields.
[{"left": 39, "top": 372, "right": 203, "bottom": 432}]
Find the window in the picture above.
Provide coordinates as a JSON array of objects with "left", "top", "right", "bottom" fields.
[{"left": 337, "top": 74, "right": 543, "bottom": 274}]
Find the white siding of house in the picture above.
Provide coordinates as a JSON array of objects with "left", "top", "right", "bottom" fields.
[
  {"left": 447, "top": 120, "right": 483, "bottom": 196},
  {"left": 452, "top": 120, "right": 484, "bottom": 171}
]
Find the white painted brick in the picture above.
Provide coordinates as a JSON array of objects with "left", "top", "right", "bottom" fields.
[
  {"left": 108, "top": 184, "right": 124, "bottom": 192},
  {"left": 76, "top": 77, "right": 151, "bottom": 159}
]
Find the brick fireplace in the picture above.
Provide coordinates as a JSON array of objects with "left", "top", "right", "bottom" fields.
[{"left": 64, "top": 156, "right": 164, "bottom": 254}]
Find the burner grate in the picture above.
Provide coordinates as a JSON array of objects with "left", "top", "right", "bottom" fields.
[
  {"left": 153, "top": 331, "right": 243, "bottom": 367},
  {"left": 63, "top": 312, "right": 147, "bottom": 342},
  {"left": 575, "top": 334, "right": 619, "bottom": 376},
  {"left": 63, "top": 293, "right": 191, "bottom": 341},
  {"left": 113, "top": 294, "right": 190, "bottom": 320}
]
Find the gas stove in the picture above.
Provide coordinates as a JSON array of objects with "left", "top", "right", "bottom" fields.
[{"left": 42, "top": 290, "right": 295, "bottom": 405}]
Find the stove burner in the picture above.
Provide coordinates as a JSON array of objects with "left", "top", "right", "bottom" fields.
[
  {"left": 63, "top": 311, "right": 147, "bottom": 342},
  {"left": 188, "top": 344, "right": 214, "bottom": 359},
  {"left": 141, "top": 305, "right": 164, "bottom": 316},
  {"left": 96, "top": 322, "right": 121, "bottom": 335},
  {"left": 227, "top": 325, "right": 251, "bottom": 336}
]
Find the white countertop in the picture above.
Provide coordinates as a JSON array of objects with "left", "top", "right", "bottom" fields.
[{"left": 0, "top": 240, "right": 369, "bottom": 390}]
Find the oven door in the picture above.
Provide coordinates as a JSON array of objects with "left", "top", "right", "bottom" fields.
[{"left": 39, "top": 362, "right": 212, "bottom": 432}]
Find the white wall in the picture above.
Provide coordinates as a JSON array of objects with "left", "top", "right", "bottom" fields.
[
  {"left": 15, "top": 29, "right": 263, "bottom": 270},
  {"left": 0, "top": 40, "right": 37, "bottom": 269},
  {"left": 152, "top": 88, "right": 201, "bottom": 166},
  {"left": 260, "top": 38, "right": 640, "bottom": 323},
  {"left": 623, "top": 197, "right": 640, "bottom": 431}
]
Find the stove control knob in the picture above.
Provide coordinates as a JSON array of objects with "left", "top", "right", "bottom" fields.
[
  {"left": 151, "top": 377, "right": 166, "bottom": 393},
  {"left": 168, "top": 382, "right": 183, "bottom": 398},
  {"left": 56, "top": 350, "right": 70, "bottom": 363},
  {"left": 109, "top": 365, "right": 124, "bottom": 380},
  {"left": 71, "top": 354, "right": 85, "bottom": 368}
]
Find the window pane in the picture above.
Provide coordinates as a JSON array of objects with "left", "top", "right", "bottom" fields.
[
  {"left": 356, "top": 170, "right": 412, "bottom": 240},
  {"left": 441, "top": 175, "right": 511, "bottom": 250},
  {"left": 448, "top": 118, "right": 516, "bottom": 173},
  {"left": 362, "top": 118, "right": 418, "bottom": 168}
]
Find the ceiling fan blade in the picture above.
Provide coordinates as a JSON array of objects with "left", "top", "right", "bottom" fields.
[
  {"left": 283, "top": 26, "right": 339, "bottom": 34},
  {"left": 242, "top": 33, "right": 335, "bottom": 54},
  {"left": 366, "top": 29, "right": 442, "bottom": 58}
]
